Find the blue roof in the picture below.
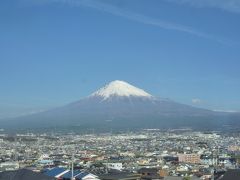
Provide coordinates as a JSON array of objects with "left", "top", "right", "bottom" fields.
[
  {"left": 44, "top": 167, "right": 67, "bottom": 177},
  {"left": 75, "top": 172, "right": 90, "bottom": 179},
  {"left": 62, "top": 170, "right": 85, "bottom": 179},
  {"left": 38, "top": 160, "right": 53, "bottom": 164}
]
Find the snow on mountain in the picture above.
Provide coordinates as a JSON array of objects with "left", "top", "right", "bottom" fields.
[
  {"left": 2, "top": 80, "right": 237, "bottom": 131},
  {"left": 90, "top": 80, "right": 152, "bottom": 99}
]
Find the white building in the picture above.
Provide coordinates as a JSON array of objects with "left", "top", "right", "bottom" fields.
[
  {"left": 0, "top": 162, "right": 19, "bottom": 171},
  {"left": 103, "top": 163, "right": 123, "bottom": 171}
]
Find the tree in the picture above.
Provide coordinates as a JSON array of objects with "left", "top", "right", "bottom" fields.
[{"left": 183, "top": 176, "right": 191, "bottom": 180}]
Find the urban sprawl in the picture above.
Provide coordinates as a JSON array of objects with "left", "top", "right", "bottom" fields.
[{"left": 0, "top": 129, "right": 240, "bottom": 179}]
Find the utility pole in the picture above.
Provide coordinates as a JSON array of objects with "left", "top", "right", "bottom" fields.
[
  {"left": 71, "top": 156, "right": 74, "bottom": 180},
  {"left": 71, "top": 146, "right": 75, "bottom": 180}
]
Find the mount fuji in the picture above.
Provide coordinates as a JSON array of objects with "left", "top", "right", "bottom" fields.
[{"left": 1, "top": 80, "right": 239, "bottom": 131}]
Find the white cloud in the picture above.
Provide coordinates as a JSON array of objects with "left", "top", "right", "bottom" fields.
[
  {"left": 42, "top": 0, "right": 227, "bottom": 44},
  {"left": 213, "top": 109, "right": 239, "bottom": 113},
  {"left": 191, "top": 98, "right": 202, "bottom": 104},
  {"left": 165, "top": 0, "right": 240, "bottom": 14}
]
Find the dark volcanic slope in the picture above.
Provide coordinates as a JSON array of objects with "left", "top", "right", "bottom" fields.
[
  {"left": 0, "top": 95, "right": 235, "bottom": 130},
  {"left": 1, "top": 80, "right": 239, "bottom": 131}
]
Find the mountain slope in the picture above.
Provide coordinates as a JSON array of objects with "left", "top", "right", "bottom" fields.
[{"left": 1, "top": 80, "right": 238, "bottom": 131}]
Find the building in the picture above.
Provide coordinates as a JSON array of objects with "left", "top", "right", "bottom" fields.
[
  {"left": 37, "top": 160, "right": 54, "bottom": 167},
  {"left": 200, "top": 155, "right": 217, "bottom": 165},
  {"left": 138, "top": 168, "right": 162, "bottom": 179},
  {"left": 104, "top": 163, "right": 123, "bottom": 171},
  {"left": 0, "top": 162, "right": 19, "bottom": 172},
  {"left": 219, "top": 169, "right": 240, "bottom": 180},
  {"left": 44, "top": 167, "right": 100, "bottom": 180},
  {"left": 0, "top": 169, "right": 54, "bottom": 180},
  {"left": 44, "top": 167, "right": 69, "bottom": 179},
  {"left": 100, "top": 172, "right": 141, "bottom": 180},
  {"left": 178, "top": 154, "right": 200, "bottom": 164}
]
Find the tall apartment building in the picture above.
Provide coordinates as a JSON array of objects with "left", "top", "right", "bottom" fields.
[{"left": 178, "top": 154, "right": 201, "bottom": 164}]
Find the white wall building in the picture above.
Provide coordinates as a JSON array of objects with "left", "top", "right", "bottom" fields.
[{"left": 104, "top": 163, "right": 123, "bottom": 171}]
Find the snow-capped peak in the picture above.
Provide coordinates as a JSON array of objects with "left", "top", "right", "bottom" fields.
[{"left": 90, "top": 80, "right": 152, "bottom": 99}]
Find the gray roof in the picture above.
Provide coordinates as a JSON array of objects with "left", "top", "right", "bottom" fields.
[
  {"left": 163, "top": 177, "right": 182, "bottom": 180},
  {"left": 99, "top": 172, "right": 141, "bottom": 180},
  {"left": 163, "top": 176, "right": 200, "bottom": 180},
  {"left": 221, "top": 169, "right": 240, "bottom": 180},
  {"left": 0, "top": 169, "right": 55, "bottom": 180}
]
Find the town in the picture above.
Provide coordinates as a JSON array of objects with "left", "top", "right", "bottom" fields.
[{"left": 0, "top": 129, "right": 240, "bottom": 179}]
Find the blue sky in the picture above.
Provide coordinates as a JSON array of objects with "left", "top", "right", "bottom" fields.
[{"left": 0, "top": 0, "right": 240, "bottom": 118}]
